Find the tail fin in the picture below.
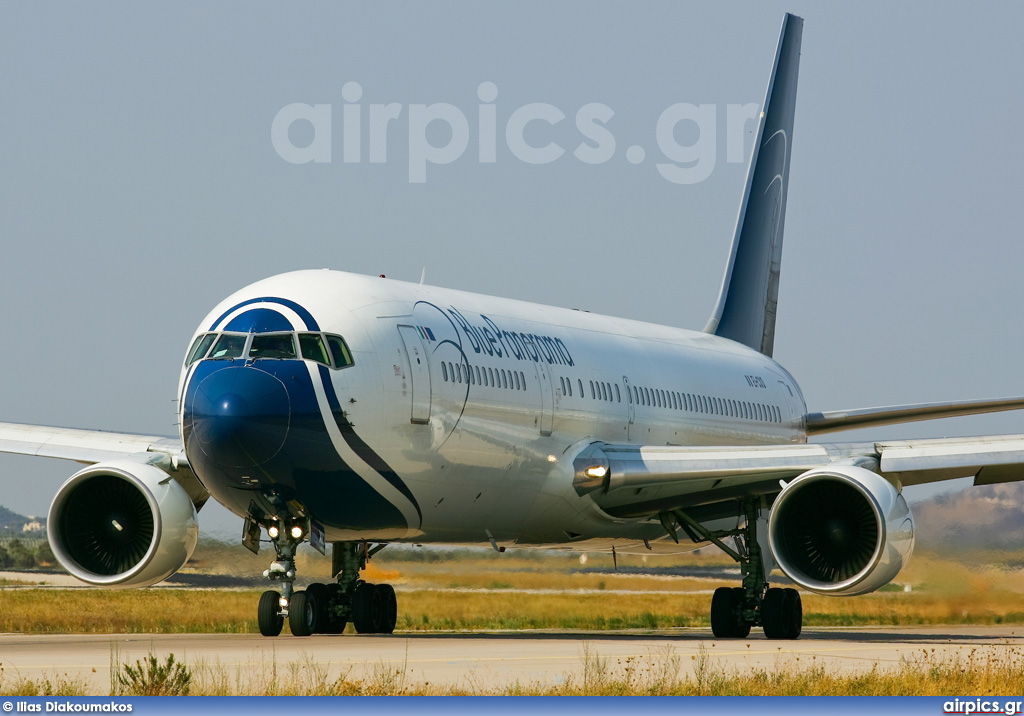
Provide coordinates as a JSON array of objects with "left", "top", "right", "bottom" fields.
[{"left": 703, "top": 13, "right": 803, "bottom": 357}]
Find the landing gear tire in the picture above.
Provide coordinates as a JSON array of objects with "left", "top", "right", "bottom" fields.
[
  {"left": 321, "top": 583, "right": 347, "bottom": 634},
  {"left": 305, "top": 583, "right": 330, "bottom": 634},
  {"left": 377, "top": 583, "right": 398, "bottom": 634},
  {"left": 762, "top": 587, "right": 802, "bottom": 640},
  {"left": 710, "top": 586, "right": 750, "bottom": 638},
  {"left": 258, "top": 590, "right": 283, "bottom": 637},
  {"left": 289, "top": 590, "right": 317, "bottom": 637},
  {"left": 352, "top": 582, "right": 385, "bottom": 634}
]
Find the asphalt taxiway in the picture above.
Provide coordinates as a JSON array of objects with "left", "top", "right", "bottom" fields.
[{"left": 0, "top": 626, "right": 1020, "bottom": 693}]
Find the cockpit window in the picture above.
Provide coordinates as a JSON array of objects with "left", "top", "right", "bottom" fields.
[
  {"left": 190, "top": 330, "right": 353, "bottom": 368},
  {"left": 185, "top": 333, "right": 217, "bottom": 366},
  {"left": 298, "top": 333, "right": 330, "bottom": 366},
  {"left": 209, "top": 333, "right": 247, "bottom": 359},
  {"left": 326, "top": 334, "right": 354, "bottom": 369},
  {"left": 249, "top": 333, "right": 297, "bottom": 360}
]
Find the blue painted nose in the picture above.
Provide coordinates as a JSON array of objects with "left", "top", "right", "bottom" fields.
[{"left": 188, "top": 366, "right": 290, "bottom": 468}]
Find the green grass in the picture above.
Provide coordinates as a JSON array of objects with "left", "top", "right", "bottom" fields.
[{"left": 2, "top": 584, "right": 1024, "bottom": 634}]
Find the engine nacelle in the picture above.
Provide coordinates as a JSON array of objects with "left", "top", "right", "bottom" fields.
[
  {"left": 767, "top": 464, "right": 914, "bottom": 596},
  {"left": 47, "top": 459, "right": 199, "bottom": 588}
]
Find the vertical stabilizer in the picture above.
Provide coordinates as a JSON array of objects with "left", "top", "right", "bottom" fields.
[{"left": 703, "top": 14, "right": 802, "bottom": 357}]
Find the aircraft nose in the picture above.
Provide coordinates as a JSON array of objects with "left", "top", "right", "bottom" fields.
[{"left": 188, "top": 366, "right": 291, "bottom": 468}]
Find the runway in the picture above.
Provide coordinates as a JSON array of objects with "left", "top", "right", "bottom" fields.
[{"left": 1, "top": 626, "right": 1021, "bottom": 693}]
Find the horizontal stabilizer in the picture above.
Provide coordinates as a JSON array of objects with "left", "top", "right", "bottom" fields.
[{"left": 805, "top": 397, "right": 1024, "bottom": 435}]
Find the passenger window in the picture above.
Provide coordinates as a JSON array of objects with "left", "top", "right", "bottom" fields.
[
  {"left": 578, "top": 379, "right": 584, "bottom": 397},
  {"left": 475, "top": 366, "right": 481, "bottom": 385},
  {"left": 567, "top": 378, "right": 573, "bottom": 397},
  {"left": 185, "top": 333, "right": 217, "bottom": 366},
  {"left": 298, "top": 333, "right": 330, "bottom": 365},
  {"left": 442, "top": 362, "right": 448, "bottom": 382},
  {"left": 615, "top": 384, "right": 621, "bottom": 402},
  {"left": 519, "top": 371, "right": 526, "bottom": 390},
  {"left": 502, "top": 370, "right": 509, "bottom": 389},
  {"left": 600, "top": 383, "right": 607, "bottom": 401},
  {"left": 326, "top": 335, "right": 354, "bottom": 368},
  {"left": 590, "top": 381, "right": 595, "bottom": 399},
  {"left": 457, "top": 363, "right": 463, "bottom": 384},
  {"left": 209, "top": 333, "right": 246, "bottom": 359},
  {"left": 514, "top": 371, "right": 521, "bottom": 390}
]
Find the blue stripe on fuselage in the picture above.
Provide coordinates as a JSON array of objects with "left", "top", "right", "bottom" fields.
[
  {"left": 183, "top": 359, "right": 407, "bottom": 531},
  {"left": 317, "top": 363, "right": 423, "bottom": 525},
  {"left": 209, "top": 297, "right": 321, "bottom": 332}
]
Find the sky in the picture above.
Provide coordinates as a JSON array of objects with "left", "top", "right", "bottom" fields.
[{"left": 2, "top": 1, "right": 1023, "bottom": 540}]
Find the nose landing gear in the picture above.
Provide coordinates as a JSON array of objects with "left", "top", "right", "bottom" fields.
[{"left": 256, "top": 524, "right": 301, "bottom": 637}]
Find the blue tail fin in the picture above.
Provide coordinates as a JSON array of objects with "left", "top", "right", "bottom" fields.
[{"left": 704, "top": 13, "right": 803, "bottom": 357}]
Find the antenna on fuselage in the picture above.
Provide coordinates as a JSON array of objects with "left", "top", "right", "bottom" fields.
[{"left": 419, "top": 267, "right": 427, "bottom": 285}]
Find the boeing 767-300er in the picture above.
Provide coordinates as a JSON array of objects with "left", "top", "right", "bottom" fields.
[{"left": 3, "top": 14, "right": 1024, "bottom": 639}]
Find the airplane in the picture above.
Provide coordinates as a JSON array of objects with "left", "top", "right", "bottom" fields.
[{"left": 4, "top": 12, "right": 1024, "bottom": 641}]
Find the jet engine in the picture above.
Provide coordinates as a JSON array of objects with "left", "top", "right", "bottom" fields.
[
  {"left": 767, "top": 464, "right": 914, "bottom": 596},
  {"left": 47, "top": 459, "right": 199, "bottom": 588}
]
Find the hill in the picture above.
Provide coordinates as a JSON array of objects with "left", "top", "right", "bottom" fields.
[{"left": 913, "top": 481, "right": 1024, "bottom": 550}]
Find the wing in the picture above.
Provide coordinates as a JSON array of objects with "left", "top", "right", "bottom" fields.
[
  {"left": 0, "top": 421, "right": 184, "bottom": 465},
  {"left": 0, "top": 421, "right": 208, "bottom": 512},
  {"left": 573, "top": 434, "right": 1024, "bottom": 518}
]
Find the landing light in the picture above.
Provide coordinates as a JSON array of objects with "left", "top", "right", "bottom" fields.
[
  {"left": 267, "top": 525, "right": 279, "bottom": 539},
  {"left": 585, "top": 465, "right": 608, "bottom": 479},
  {"left": 279, "top": 597, "right": 289, "bottom": 608},
  {"left": 290, "top": 525, "right": 303, "bottom": 540},
  {"left": 547, "top": 455, "right": 557, "bottom": 463}
]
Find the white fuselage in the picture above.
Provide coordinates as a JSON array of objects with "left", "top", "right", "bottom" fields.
[{"left": 177, "top": 270, "right": 807, "bottom": 553}]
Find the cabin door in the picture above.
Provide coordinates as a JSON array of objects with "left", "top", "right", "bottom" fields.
[
  {"left": 623, "top": 375, "right": 636, "bottom": 440},
  {"left": 397, "top": 325, "right": 432, "bottom": 424},
  {"left": 533, "top": 360, "right": 554, "bottom": 436}
]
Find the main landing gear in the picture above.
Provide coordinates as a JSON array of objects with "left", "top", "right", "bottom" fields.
[
  {"left": 255, "top": 529, "right": 398, "bottom": 637},
  {"left": 661, "top": 498, "right": 802, "bottom": 640}
]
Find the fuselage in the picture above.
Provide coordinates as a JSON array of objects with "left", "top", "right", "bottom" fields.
[{"left": 177, "top": 270, "right": 808, "bottom": 551}]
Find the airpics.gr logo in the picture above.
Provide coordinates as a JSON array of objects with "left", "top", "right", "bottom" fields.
[{"left": 270, "top": 81, "right": 760, "bottom": 184}]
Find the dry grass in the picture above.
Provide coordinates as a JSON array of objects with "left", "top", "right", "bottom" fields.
[
  {"left": 13, "top": 644, "right": 1024, "bottom": 695},
  {"left": 186, "top": 644, "right": 1024, "bottom": 694},
  {"left": 1, "top": 583, "right": 1023, "bottom": 634},
  {"left": 3, "top": 546, "right": 1024, "bottom": 633},
  {"left": 0, "top": 590, "right": 257, "bottom": 633}
]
